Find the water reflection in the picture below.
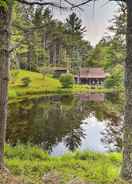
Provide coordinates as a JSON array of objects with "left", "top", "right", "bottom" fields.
[
  {"left": 101, "top": 116, "right": 123, "bottom": 151},
  {"left": 7, "top": 92, "right": 124, "bottom": 155},
  {"left": 76, "top": 93, "right": 105, "bottom": 102}
]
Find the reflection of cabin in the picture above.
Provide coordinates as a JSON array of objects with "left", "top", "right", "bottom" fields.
[
  {"left": 77, "top": 93, "right": 105, "bottom": 102},
  {"left": 75, "top": 68, "right": 107, "bottom": 85},
  {"left": 53, "top": 67, "right": 68, "bottom": 77}
]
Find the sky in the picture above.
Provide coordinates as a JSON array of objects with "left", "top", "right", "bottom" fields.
[{"left": 53, "top": 0, "right": 119, "bottom": 46}]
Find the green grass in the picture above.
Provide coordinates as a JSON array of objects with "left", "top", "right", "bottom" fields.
[
  {"left": 9, "top": 70, "right": 118, "bottom": 101},
  {"left": 4, "top": 144, "right": 126, "bottom": 184},
  {"left": 9, "top": 70, "right": 61, "bottom": 99}
]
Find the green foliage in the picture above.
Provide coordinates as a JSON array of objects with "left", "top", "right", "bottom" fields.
[
  {"left": 109, "top": 5, "right": 126, "bottom": 37},
  {"left": 8, "top": 89, "right": 17, "bottom": 99},
  {"left": 8, "top": 70, "right": 118, "bottom": 100},
  {"left": 8, "top": 70, "right": 61, "bottom": 99},
  {"left": 4, "top": 144, "right": 123, "bottom": 184},
  {"left": 11, "top": 5, "right": 92, "bottom": 74},
  {"left": 5, "top": 144, "right": 49, "bottom": 161},
  {"left": 21, "top": 77, "right": 31, "bottom": 87},
  {"left": 87, "top": 37, "right": 125, "bottom": 70},
  {"left": 60, "top": 73, "right": 74, "bottom": 88},
  {"left": 0, "top": 0, "right": 8, "bottom": 10},
  {"left": 65, "top": 12, "right": 86, "bottom": 36},
  {"left": 11, "top": 5, "right": 51, "bottom": 70},
  {"left": 104, "top": 64, "right": 124, "bottom": 89}
]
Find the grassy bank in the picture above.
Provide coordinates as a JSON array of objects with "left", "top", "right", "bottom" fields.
[
  {"left": 9, "top": 70, "right": 118, "bottom": 101},
  {"left": 3, "top": 144, "right": 127, "bottom": 184},
  {"left": 9, "top": 70, "right": 61, "bottom": 99}
]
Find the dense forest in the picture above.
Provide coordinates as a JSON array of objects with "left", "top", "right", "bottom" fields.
[{"left": 11, "top": 4, "right": 92, "bottom": 73}]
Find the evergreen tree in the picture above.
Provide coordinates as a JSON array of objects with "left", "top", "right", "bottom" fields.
[{"left": 65, "top": 12, "right": 86, "bottom": 37}]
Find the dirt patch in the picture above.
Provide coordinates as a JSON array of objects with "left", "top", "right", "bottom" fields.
[
  {"left": 42, "top": 171, "right": 95, "bottom": 184},
  {"left": 0, "top": 171, "right": 22, "bottom": 184}
]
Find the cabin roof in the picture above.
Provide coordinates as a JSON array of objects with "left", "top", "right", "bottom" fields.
[{"left": 79, "top": 68, "right": 106, "bottom": 79}]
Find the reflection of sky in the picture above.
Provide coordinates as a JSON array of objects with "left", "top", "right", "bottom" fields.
[
  {"left": 51, "top": 115, "right": 108, "bottom": 156},
  {"left": 80, "top": 116, "right": 107, "bottom": 152},
  {"left": 52, "top": 0, "right": 119, "bottom": 46},
  {"left": 51, "top": 142, "right": 69, "bottom": 156}
]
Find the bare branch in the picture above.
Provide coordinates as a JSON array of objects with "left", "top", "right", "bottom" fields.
[
  {"left": 72, "top": 0, "right": 126, "bottom": 9},
  {"left": 72, "top": 0, "right": 93, "bottom": 9},
  {"left": 16, "top": 0, "right": 67, "bottom": 9}
]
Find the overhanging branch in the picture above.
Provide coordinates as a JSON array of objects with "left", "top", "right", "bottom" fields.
[
  {"left": 72, "top": 0, "right": 94, "bottom": 8},
  {"left": 16, "top": 0, "right": 67, "bottom": 9},
  {"left": 72, "top": 0, "right": 126, "bottom": 9}
]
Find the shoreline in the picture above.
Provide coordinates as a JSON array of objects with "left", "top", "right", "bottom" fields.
[
  {"left": 9, "top": 70, "right": 124, "bottom": 104},
  {"left": 5, "top": 144, "right": 123, "bottom": 184},
  {"left": 9, "top": 87, "right": 123, "bottom": 104}
]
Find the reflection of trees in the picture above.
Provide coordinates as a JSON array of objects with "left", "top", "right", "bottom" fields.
[
  {"left": 7, "top": 92, "right": 124, "bottom": 153},
  {"left": 100, "top": 93, "right": 123, "bottom": 151},
  {"left": 7, "top": 95, "right": 87, "bottom": 153},
  {"left": 64, "top": 127, "right": 86, "bottom": 151},
  {"left": 101, "top": 117, "right": 123, "bottom": 151}
]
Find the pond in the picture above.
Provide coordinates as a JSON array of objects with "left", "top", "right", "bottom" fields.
[{"left": 7, "top": 92, "right": 124, "bottom": 156}]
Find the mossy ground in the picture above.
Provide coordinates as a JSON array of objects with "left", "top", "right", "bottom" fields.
[{"left": 3, "top": 144, "right": 129, "bottom": 184}]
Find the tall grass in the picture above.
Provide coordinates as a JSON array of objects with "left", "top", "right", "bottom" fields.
[{"left": 4, "top": 144, "right": 123, "bottom": 184}]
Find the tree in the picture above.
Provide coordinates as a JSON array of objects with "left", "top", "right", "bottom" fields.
[
  {"left": 0, "top": 0, "right": 74, "bottom": 170},
  {"left": 12, "top": 5, "right": 51, "bottom": 70},
  {"left": 121, "top": 1, "right": 132, "bottom": 180},
  {"left": 0, "top": 0, "right": 13, "bottom": 169},
  {"left": 65, "top": 12, "right": 86, "bottom": 37},
  {"left": 109, "top": 3, "right": 127, "bottom": 38},
  {"left": 65, "top": 12, "right": 91, "bottom": 73},
  {"left": 87, "top": 36, "right": 125, "bottom": 69},
  {"left": 104, "top": 64, "right": 124, "bottom": 89}
]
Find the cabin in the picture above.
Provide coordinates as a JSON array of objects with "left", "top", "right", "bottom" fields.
[
  {"left": 75, "top": 68, "right": 107, "bottom": 85},
  {"left": 53, "top": 67, "right": 68, "bottom": 77}
]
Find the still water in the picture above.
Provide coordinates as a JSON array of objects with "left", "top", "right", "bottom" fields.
[{"left": 7, "top": 93, "right": 123, "bottom": 156}]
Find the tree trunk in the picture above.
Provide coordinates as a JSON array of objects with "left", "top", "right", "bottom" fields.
[
  {"left": 121, "top": 0, "right": 132, "bottom": 180},
  {"left": 55, "top": 43, "right": 60, "bottom": 65},
  {"left": 0, "top": 1, "right": 13, "bottom": 169}
]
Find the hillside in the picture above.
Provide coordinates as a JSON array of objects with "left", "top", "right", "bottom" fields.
[{"left": 9, "top": 70, "right": 61, "bottom": 99}]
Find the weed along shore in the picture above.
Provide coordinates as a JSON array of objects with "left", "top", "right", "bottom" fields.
[{"left": 2, "top": 144, "right": 126, "bottom": 184}]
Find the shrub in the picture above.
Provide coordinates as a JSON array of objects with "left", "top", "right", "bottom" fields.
[
  {"left": 59, "top": 73, "right": 74, "bottom": 88},
  {"left": 104, "top": 64, "right": 124, "bottom": 89},
  {"left": 21, "top": 77, "right": 31, "bottom": 87}
]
